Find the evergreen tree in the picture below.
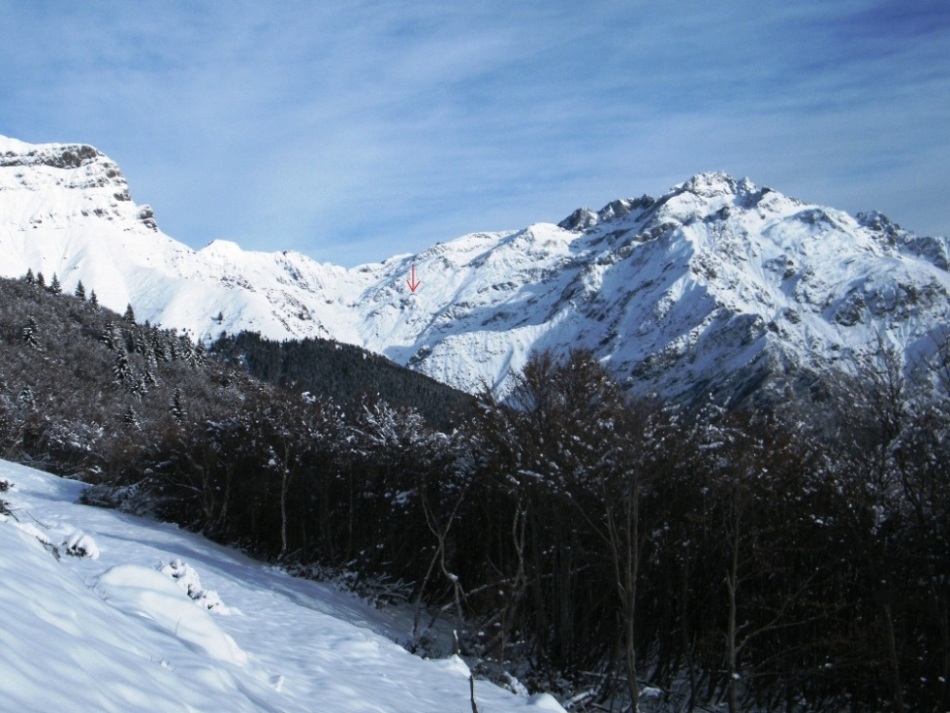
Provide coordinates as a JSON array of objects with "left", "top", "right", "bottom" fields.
[
  {"left": 130, "top": 374, "right": 149, "bottom": 400},
  {"left": 112, "top": 352, "right": 131, "bottom": 387},
  {"left": 74, "top": 280, "right": 86, "bottom": 301},
  {"left": 123, "top": 405, "right": 140, "bottom": 430},
  {"left": 23, "top": 269, "right": 35, "bottom": 285},
  {"left": 48, "top": 273, "right": 62, "bottom": 295},
  {"left": 132, "top": 329, "right": 149, "bottom": 357},
  {"left": 194, "top": 341, "right": 206, "bottom": 367},
  {"left": 20, "top": 317, "right": 40, "bottom": 350},
  {"left": 170, "top": 388, "right": 187, "bottom": 424},
  {"left": 90, "top": 290, "right": 99, "bottom": 308},
  {"left": 36, "top": 272, "right": 45, "bottom": 289},
  {"left": 150, "top": 327, "right": 169, "bottom": 363},
  {"left": 123, "top": 303, "right": 136, "bottom": 324},
  {"left": 177, "top": 336, "right": 199, "bottom": 368},
  {"left": 17, "top": 385, "right": 35, "bottom": 411},
  {"left": 101, "top": 322, "right": 120, "bottom": 351}
]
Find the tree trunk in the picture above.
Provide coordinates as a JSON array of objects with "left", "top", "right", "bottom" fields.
[
  {"left": 624, "top": 597, "right": 640, "bottom": 713},
  {"left": 621, "top": 481, "right": 641, "bottom": 713},
  {"left": 725, "top": 497, "right": 741, "bottom": 713},
  {"left": 679, "top": 553, "right": 698, "bottom": 712},
  {"left": 279, "top": 467, "right": 289, "bottom": 557},
  {"left": 881, "top": 599, "right": 904, "bottom": 713}
]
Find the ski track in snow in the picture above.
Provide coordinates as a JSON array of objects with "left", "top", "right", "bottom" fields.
[{"left": 0, "top": 459, "right": 564, "bottom": 712}]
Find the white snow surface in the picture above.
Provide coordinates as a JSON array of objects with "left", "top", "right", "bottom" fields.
[
  {"left": 2, "top": 135, "right": 949, "bottom": 400},
  {"left": 0, "top": 459, "right": 564, "bottom": 712}
]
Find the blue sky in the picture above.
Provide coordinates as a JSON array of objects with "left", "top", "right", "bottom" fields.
[{"left": 1, "top": 1, "right": 947, "bottom": 266}]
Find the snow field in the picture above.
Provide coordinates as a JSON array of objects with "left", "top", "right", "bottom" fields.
[{"left": 0, "top": 459, "right": 565, "bottom": 712}]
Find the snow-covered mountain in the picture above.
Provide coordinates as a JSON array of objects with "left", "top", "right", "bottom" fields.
[
  {"left": 3, "top": 135, "right": 948, "bottom": 402},
  {"left": 0, "top": 459, "right": 564, "bottom": 711}
]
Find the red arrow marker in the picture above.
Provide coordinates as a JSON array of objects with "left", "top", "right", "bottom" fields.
[{"left": 406, "top": 263, "right": 422, "bottom": 293}]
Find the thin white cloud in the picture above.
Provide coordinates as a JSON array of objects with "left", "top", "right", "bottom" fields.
[{"left": 0, "top": 0, "right": 947, "bottom": 265}]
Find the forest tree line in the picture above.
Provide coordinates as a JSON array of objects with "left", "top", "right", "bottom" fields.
[
  {"left": 210, "top": 330, "right": 475, "bottom": 431},
  {"left": 0, "top": 274, "right": 948, "bottom": 712}
]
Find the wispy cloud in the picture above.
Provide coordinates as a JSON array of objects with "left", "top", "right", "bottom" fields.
[{"left": 0, "top": 0, "right": 947, "bottom": 265}]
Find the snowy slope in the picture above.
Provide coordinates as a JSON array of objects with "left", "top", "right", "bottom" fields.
[
  {"left": 0, "top": 135, "right": 365, "bottom": 343},
  {"left": 358, "top": 174, "right": 950, "bottom": 401},
  {"left": 2, "top": 135, "right": 948, "bottom": 401},
  {"left": 0, "top": 459, "right": 564, "bottom": 712}
]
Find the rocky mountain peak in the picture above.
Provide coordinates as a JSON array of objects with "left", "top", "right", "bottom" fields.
[
  {"left": 0, "top": 134, "right": 155, "bottom": 232},
  {"left": 558, "top": 195, "right": 655, "bottom": 232},
  {"left": 674, "top": 171, "right": 755, "bottom": 199},
  {"left": 1, "top": 135, "right": 947, "bottom": 406},
  {"left": 557, "top": 207, "right": 598, "bottom": 231},
  {"left": 0, "top": 135, "right": 110, "bottom": 171}
]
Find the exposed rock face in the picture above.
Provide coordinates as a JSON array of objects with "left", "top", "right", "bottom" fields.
[
  {"left": 2, "top": 136, "right": 948, "bottom": 404},
  {"left": 1, "top": 140, "right": 101, "bottom": 168}
]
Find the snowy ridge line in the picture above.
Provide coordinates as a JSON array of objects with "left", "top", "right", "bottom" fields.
[{"left": 1, "top": 135, "right": 948, "bottom": 403}]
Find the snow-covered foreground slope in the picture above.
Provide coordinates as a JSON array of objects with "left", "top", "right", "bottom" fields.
[
  {"left": 3, "top": 135, "right": 949, "bottom": 401},
  {"left": 0, "top": 460, "right": 563, "bottom": 713}
]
